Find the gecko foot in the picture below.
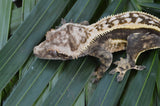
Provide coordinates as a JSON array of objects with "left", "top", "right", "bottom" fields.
[
  {"left": 109, "top": 57, "right": 145, "bottom": 82},
  {"left": 91, "top": 65, "right": 107, "bottom": 83}
]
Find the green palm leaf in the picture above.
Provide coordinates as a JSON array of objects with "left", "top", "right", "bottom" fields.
[
  {"left": 0, "top": 0, "right": 160, "bottom": 105},
  {"left": 0, "top": 0, "right": 12, "bottom": 49}
]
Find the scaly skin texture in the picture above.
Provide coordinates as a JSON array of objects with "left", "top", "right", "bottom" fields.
[{"left": 34, "top": 11, "right": 160, "bottom": 82}]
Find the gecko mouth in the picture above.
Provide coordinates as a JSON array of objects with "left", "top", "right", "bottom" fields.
[{"left": 47, "top": 50, "right": 69, "bottom": 59}]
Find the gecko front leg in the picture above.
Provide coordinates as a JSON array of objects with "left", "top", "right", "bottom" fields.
[
  {"left": 90, "top": 48, "right": 113, "bottom": 83},
  {"left": 109, "top": 32, "right": 160, "bottom": 82}
]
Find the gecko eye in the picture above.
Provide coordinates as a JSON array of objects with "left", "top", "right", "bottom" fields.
[
  {"left": 47, "top": 50, "right": 57, "bottom": 56},
  {"left": 47, "top": 49, "right": 69, "bottom": 58}
]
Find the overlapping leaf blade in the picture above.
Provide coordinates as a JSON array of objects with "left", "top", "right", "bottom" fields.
[
  {"left": 0, "top": 0, "right": 12, "bottom": 49},
  {"left": 139, "top": 2, "right": 160, "bottom": 10},
  {"left": 22, "top": 0, "right": 37, "bottom": 21},
  {"left": 74, "top": 90, "right": 85, "bottom": 106},
  {"left": 10, "top": 8, "right": 22, "bottom": 34}
]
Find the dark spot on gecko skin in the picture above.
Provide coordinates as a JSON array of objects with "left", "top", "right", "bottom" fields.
[
  {"left": 126, "top": 65, "right": 129, "bottom": 69},
  {"left": 105, "top": 18, "right": 111, "bottom": 24},
  {"left": 69, "top": 25, "right": 73, "bottom": 31},
  {"left": 49, "top": 31, "right": 60, "bottom": 41},
  {"left": 119, "top": 67, "right": 124, "bottom": 71},
  {"left": 129, "top": 13, "right": 138, "bottom": 23},
  {"left": 140, "top": 17, "right": 148, "bottom": 24},
  {"left": 107, "top": 21, "right": 114, "bottom": 28},
  {"left": 108, "top": 25, "right": 112, "bottom": 28},
  {"left": 121, "top": 19, "right": 127, "bottom": 23},
  {"left": 84, "top": 30, "right": 91, "bottom": 38},
  {"left": 94, "top": 24, "right": 104, "bottom": 31},
  {"left": 141, "top": 14, "right": 158, "bottom": 25},
  {"left": 66, "top": 24, "right": 73, "bottom": 35},
  {"left": 80, "top": 37, "right": 87, "bottom": 43},
  {"left": 131, "top": 17, "right": 137, "bottom": 23},
  {"left": 100, "top": 24, "right": 103, "bottom": 29},
  {"left": 154, "top": 22, "right": 160, "bottom": 28},
  {"left": 69, "top": 35, "right": 79, "bottom": 51},
  {"left": 94, "top": 25, "right": 100, "bottom": 31},
  {"left": 79, "top": 28, "right": 82, "bottom": 31},
  {"left": 118, "top": 17, "right": 126, "bottom": 24},
  {"left": 99, "top": 54, "right": 104, "bottom": 58},
  {"left": 89, "top": 29, "right": 93, "bottom": 32}
]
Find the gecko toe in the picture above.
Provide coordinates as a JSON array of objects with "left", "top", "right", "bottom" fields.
[
  {"left": 91, "top": 75, "right": 102, "bottom": 83},
  {"left": 117, "top": 73, "right": 124, "bottom": 82},
  {"left": 109, "top": 69, "right": 118, "bottom": 74},
  {"left": 113, "top": 61, "right": 119, "bottom": 65},
  {"left": 133, "top": 65, "right": 146, "bottom": 70},
  {"left": 91, "top": 78, "right": 99, "bottom": 83}
]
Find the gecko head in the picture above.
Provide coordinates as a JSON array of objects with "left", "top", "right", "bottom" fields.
[{"left": 34, "top": 23, "right": 88, "bottom": 60}]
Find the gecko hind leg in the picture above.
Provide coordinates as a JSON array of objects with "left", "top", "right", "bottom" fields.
[
  {"left": 109, "top": 32, "right": 160, "bottom": 82},
  {"left": 90, "top": 48, "right": 113, "bottom": 83},
  {"left": 109, "top": 55, "right": 145, "bottom": 82}
]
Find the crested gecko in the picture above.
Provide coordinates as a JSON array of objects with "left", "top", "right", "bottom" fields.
[{"left": 34, "top": 11, "right": 160, "bottom": 82}]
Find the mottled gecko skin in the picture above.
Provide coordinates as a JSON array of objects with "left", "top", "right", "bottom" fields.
[{"left": 34, "top": 11, "right": 160, "bottom": 82}]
